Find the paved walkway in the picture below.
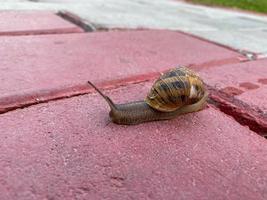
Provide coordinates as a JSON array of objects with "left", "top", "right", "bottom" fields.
[
  {"left": 1, "top": 0, "right": 267, "bottom": 54},
  {"left": 0, "top": 2, "right": 267, "bottom": 200}
]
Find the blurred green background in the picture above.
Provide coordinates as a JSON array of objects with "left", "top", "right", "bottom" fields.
[{"left": 187, "top": 0, "right": 267, "bottom": 14}]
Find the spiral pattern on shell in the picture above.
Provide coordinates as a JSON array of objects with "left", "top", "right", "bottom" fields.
[{"left": 144, "top": 66, "right": 205, "bottom": 112}]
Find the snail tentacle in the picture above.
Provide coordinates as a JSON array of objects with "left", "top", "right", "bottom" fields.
[{"left": 88, "top": 81, "right": 117, "bottom": 111}]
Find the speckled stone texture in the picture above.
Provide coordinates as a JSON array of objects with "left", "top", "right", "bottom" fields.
[
  {"left": 199, "top": 59, "right": 267, "bottom": 135},
  {"left": 0, "top": 11, "right": 83, "bottom": 35},
  {"left": 0, "top": 30, "right": 244, "bottom": 113},
  {"left": 0, "top": 82, "right": 266, "bottom": 200}
]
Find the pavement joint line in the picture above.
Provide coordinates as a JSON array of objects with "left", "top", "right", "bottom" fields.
[
  {"left": 0, "top": 57, "right": 231, "bottom": 115},
  {"left": 2, "top": 59, "right": 267, "bottom": 138},
  {"left": 207, "top": 85, "right": 267, "bottom": 137},
  {"left": 95, "top": 27, "right": 152, "bottom": 32},
  {"left": 238, "top": 50, "right": 258, "bottom": 61},
  {"left": 177, "top": 30, "right": 241, "bottom": 52},
  {"left": 0, "top": 72, "right": 160, "bottom": 115},
  {"left": 1, "top": 1, "right": 267, "bottom": 53},
  {"left": 57, "top": 10, "right": 96, "bottom": 32},
  {"left": 2, "top": 77, "right": 266, "bottom": 139},
  {"left": 0, "top": 11, "right": 84, "bottom": 36},
  {"left": 80, "top": 28, "right": 261, "bottom": 62},
  {"left": 0, "top": 28, "right": 83, "bottom": 37},
  {"left": 1, "top": 69, "right": 266, "bottom": 138},
  {"left": 256, "top": 53, "right": 267, "bottom": 59},
  {"left": 190, "top": 57, "right": 244, "bottom": 68},
  {"left": 0, "top": 55, "right": 250, "bottom": 115},
  {"left": 0, "top": 54, "right": 243, "bottom": 115},
  {"left": 174, "top": 29, "right": 259, "bottom": 61}
]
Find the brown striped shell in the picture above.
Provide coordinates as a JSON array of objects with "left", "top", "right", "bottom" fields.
[{"left": 144, "top": 66, "right": 205, "bottom": 112}]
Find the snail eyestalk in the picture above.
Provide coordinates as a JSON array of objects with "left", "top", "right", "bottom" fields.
[{"left": 87, "top": 81, "right": 117, "bottom": 111}]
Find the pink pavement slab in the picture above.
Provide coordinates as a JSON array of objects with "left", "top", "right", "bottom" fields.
[
  {"left": 199, "top": 59, "right": 267, "bottom": 135},
  {"left": 0, "top": 30, "right": 244, "bottom": 113},
  {"left": 0, "top": 11, "right": 83, "bottom": 35},
  {"left": 0, "top": 82, "right": 266, "bottom": 200}
]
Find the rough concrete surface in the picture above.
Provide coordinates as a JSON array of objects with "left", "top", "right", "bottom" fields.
[
  {"left": 1, "top": 0, "right": 267, "bottom": 54},
  {"left": 0, "top": 82, "right": 267, "bottom": 200},
  {"left": 200, "top": 59, "right": 267, "bottom": 114},
  {"left": 199, "top": 59, "right": 267, "bottom": 135}
]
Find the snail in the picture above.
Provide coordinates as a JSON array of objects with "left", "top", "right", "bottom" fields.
[{"left": 88, "top": 66, "right": 208, "bottom": 125}]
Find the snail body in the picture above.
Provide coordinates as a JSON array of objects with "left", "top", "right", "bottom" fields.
[{"left": 88, "top": 67, "right": 208, "bottom": 125}]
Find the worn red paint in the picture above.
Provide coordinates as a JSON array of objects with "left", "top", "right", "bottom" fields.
[
  {"left": 0, "top": 30, "right": 244, "bottom": 114},
  {"left": 0, "top": 71, "right": 162, "bottom": 114},
  {"left": 220, "top": 86, "right": 244, "bottom": 96},
  {"left": 0, "top": 11, "right": 83, "bottom": 36},
  {"left": 239, "top": 82, "right": 260, "bottom": 90},
  {"left": 199, "top": 59, "right": 267, "bottom": 134},
  {"left": 0, "top": 82, "right": 266, "bottom": 199},
  {"left": 258, "top": 78, "right": 267, "bottom": 85}
]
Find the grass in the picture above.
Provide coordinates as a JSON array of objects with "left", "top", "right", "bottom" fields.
[{"left": 187, "top": 0, "right": 267, "bottom": 14}]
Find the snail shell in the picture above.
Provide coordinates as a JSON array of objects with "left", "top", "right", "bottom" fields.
[
  {"left": 88, "top": 66, "right": 207, "bottom": 125},
  {"left": 145, "top": 67, "right": 205, "bottom": 112}
]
